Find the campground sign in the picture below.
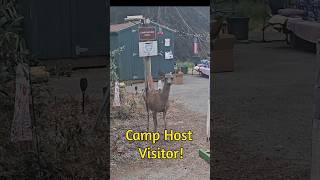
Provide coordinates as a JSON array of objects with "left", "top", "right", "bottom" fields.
[
  {"left": 139, "top": 27, "right": 156, "bottom": 41},
  {"left": 139, "top": 41, "right": 158, "bottom": 57},
  {"left": 138, "top": 26, "right": 158, "bottom": 57}
]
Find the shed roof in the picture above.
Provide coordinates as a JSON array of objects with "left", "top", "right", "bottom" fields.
[
  {"left": 110, "top": 22, "right": 138, "bottom": 32},
  {"left": 110, "top": 21, "right": 177, "bottom": 33}
]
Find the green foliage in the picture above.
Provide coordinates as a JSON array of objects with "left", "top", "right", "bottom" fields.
[
  {"left": 234, "top": 0, "right": 266, "bottom": 31},
  {"left": 176, "top": 59, "right": 195, "bottom": 69},
  {"left": 0, "top": 0, "right": 29, "bottom": 63},
  {"left": 110, "top": 46, "right": 124, "bottom": 84},
  {"left": 214, "top": 0, "right": 267, "bottom": 31}
]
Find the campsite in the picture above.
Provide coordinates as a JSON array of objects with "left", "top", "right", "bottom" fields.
[
  {"left": 1, "top": 0, "right": 320, "bottom": 179},
  {"left": 109, "top": 7, "right": 210, "bottom": 179}
]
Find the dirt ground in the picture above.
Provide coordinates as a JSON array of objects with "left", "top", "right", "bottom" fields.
[
  {"left": 212, "top": 36, "right": 316, "bottom": 179},
  {"left": 47, "top": 69, "right": 210, "bottom": 179},
  {"left": 48, "top": 67, "right": 107, "bottom": 98},
  {"left": 110, "top": 76, "right": 210, "bottom": 180}
]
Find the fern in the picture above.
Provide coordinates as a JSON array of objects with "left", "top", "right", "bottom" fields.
[{"left": 0, "top": 0, "right": 30, "bottom": 98}]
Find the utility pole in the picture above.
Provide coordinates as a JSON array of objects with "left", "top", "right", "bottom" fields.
[{"left": 312, "top": 39, "right": 320, "bottom": 180}]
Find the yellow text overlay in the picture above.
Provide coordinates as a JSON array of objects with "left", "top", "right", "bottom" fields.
[{"left": 124, "top": 129, "right": 193, "bottom": 159}]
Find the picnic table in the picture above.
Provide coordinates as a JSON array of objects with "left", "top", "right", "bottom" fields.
[
  {"left": 287, "top": 19, "right": 320, "bottom": 43},
  {"left": 199, "top": 67, "right": 210, "bottom": 77}
]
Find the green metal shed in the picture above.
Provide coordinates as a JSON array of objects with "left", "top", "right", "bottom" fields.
[
  {"left": 110, "top": 21, "right": 176, "bottom": 81},
  {"left": 20, "top": 0, "right": 107, "bottom": 59}
]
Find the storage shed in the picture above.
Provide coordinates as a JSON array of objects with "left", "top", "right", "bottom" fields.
[
  {"left": 110, "top": 20, "right": 176, "bottom": 81},
  {"left": 19, "top": 0, "right": 107, "bottom": 59}
]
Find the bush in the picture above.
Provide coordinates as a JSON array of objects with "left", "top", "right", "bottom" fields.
[
  {"left": 176, "top": 59, "right": 195, "bottom": 69},
  {"left": 234, "top": 0, "right": 266, "bottom": 31},
  {"left": 214, "top": 0, "right": 268, "bottom": 31}
]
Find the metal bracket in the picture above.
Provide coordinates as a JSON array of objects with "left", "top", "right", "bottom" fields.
[{"left": 75, "top": 45, "right": 89, "bottom": 55}]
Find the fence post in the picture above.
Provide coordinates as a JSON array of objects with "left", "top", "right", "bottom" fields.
[{"left": 311, "top": 39, "right": 320, "bottom": 180}]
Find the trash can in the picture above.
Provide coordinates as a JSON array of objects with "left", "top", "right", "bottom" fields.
[
  {"left": 174, "top": 72, "right": 183, "bottom": 85},
  {"left": 227, "top": 16, "right": 249, "bottom": 40}
]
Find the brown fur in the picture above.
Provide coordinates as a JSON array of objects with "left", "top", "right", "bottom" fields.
[{"left": 144, "top": 75, "right": 173, "bottom": 131}]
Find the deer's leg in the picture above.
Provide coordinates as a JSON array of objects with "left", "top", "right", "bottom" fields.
[
  {"left": 146, "top": 101, "right": 149, "bottom": 131},
  {"left": 163, "top": 111, "right": 167, "bottom": 130},
  {"left": 147, "top": 110, "right": 149, "bottom": 131},
  {"left": 152, "top": 112, "right": 157, "bottom": 132}
]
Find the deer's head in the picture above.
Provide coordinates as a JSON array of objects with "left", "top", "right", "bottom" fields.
[{"left": 164, "top": 73, "right": 174, "bottom": 85}]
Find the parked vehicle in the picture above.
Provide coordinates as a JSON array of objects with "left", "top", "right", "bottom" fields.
[{"left": 194, "top": 59, "right": 210, "bottom": 77}]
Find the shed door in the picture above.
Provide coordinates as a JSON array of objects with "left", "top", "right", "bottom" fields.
[{"left": 73, "top": 0, "right": 107, "bottom": 56}]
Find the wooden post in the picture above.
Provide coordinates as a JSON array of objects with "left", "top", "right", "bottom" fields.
[
  {"left": 144, "top": 56, "right": 152, "bottom": 89},
  {"left": 142, "top": 18, "right": 152, "bottom": 131},
  {"left": 143, "top": 18, "right": 152, "bottom": 89},
  {"left": 311, "top": 39, "right": 320, "bottom": 180}
]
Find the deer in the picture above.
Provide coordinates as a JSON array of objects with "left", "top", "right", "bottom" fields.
[{"left": 144, "top": 73, "right": 173, "bottom": 131}]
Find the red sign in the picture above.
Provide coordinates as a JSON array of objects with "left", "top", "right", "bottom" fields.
[{"left": 139, "top": 27, "right": 156, "bottom": 42}]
